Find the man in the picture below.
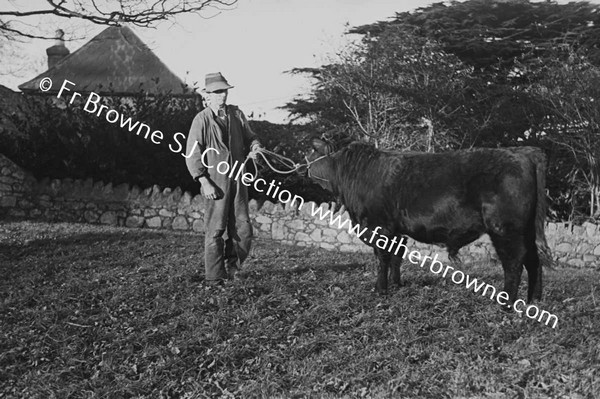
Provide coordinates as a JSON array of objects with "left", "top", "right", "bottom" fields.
[{"left": 185, "top": 72, "right": 263, "bottom": 285}]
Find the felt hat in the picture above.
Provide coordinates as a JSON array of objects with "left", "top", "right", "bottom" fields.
[{"left": 203, "top": 72, "right": 234, "bottom": 93}]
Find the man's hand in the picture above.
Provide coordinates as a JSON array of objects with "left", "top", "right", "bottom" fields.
[
  {"left": 249, "top": 142, "right": 264, "bottom": 160},
  {"left": 202, "top": 182, "right": 219, "bottom": 200},
  {"left": 198, "top": 177, "right": 220, "bottom": 200}
]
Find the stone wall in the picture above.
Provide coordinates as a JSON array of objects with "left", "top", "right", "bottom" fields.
[{"left": 1, "top": 153, "right": 599, "bottom": 267}]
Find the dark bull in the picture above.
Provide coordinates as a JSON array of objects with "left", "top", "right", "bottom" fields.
[{"left": 305, "top": 138, "right": 553, "bottom": 307}]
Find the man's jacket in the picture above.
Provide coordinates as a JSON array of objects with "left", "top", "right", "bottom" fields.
[{"left": 185, "top": 105, "right": 260, "bottom": 191}]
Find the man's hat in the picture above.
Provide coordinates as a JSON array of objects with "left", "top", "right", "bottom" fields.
[{"left": 203, "top": 72, "right": 234, "bottom": 93}]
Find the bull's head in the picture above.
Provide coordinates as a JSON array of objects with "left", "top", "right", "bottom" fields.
[{"left": 305, "top": 136, "right": 353, "bottom": 191}]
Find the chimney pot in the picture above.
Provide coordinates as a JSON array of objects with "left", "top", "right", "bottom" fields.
[
  {"left": 46, "top": 28, "right": 70, "bottom": 69},
  {"left": 54, "top": 29, "right": 65, "bottom": 46}
]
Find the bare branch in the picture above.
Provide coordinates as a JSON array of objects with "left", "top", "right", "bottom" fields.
[
  {"left": 0, "top": 0, "right": 238, "bottom": 39},
  {"left": 343, "top": 99, "right": 387, "bottom": 139},
  {"left": 0, "top": 18, "right": 64, "bottom": 40}
]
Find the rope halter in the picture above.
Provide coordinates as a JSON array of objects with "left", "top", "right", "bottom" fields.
[{"left": 241, "top": 146, "right": 333, "bottom": 183}]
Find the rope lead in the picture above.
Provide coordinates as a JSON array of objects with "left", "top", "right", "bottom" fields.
[{"left": 242, "top": 148, "right": 307, "bottom": 181}]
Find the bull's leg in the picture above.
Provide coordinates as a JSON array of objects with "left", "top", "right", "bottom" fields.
[
  {"left": 388, "top": 254, "right": 403, "bottom": 287},
  {"left": 447, "top": 247, "right": 463, "bottom": 269},
  {"left": 489, "top": 233, "right": 527, "bottom": 308},
  {"left": 374, "top": 247, "right": 392, "bottom": 294},
  {"left": 523, "top": 241, "right": 542, "bottom": 302}
]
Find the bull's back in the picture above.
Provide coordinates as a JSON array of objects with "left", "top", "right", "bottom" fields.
[{"left": 338, "top": 145, "right": 541, "bottom": 247}]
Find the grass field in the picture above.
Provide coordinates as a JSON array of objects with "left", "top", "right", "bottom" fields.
[{"left": 0, "top": 220, "right": 599, "bottom": 398}]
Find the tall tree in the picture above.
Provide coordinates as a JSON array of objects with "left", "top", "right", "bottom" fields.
[
  {"left": 288, "top": 30, "right": 481, "bottom": 150},
  {"left": 286, "top": 0, "right": 600, "bottom": 220},
  {"left": 351, "top": 0, "right": 600, "bottom": 82},
  {"left": 532, "top": 48, "right": 600, "bottom": 220},
  {"left": 350, "top": 0, "right": 600, "bottom": 147}
]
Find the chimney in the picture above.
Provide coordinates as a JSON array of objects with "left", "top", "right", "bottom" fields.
[{"left": 46, "top": 29, "right": 70, "bottom": 69}]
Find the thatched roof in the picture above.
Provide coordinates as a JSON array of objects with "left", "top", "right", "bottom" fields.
[{"left": 19, "top": 26, "right": 196, "bottom": 97}]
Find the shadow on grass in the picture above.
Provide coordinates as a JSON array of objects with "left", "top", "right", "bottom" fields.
[{"left": 0, "top": 229, "right": 203, "bottom": 286}]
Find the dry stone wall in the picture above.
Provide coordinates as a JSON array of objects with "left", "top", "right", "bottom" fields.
[{"left": 1, "top": 153, "right": 599, "bottom": 267}]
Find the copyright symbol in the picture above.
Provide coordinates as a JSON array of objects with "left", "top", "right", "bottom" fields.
[{"left": 39, "top": 77, "right": 52, "bottom": 92}]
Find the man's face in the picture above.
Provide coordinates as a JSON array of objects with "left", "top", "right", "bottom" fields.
[{"left": 207, "top": 89, "right": 228, "bottom": 108}]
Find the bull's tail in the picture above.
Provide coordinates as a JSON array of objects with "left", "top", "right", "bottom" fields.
[{"left": 533, "top": 150, "right": 555, "bottom": 269}]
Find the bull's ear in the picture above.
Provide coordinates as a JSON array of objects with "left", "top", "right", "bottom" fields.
[{"left": 312, "top": 138, "right": 331, "bottom": 154}]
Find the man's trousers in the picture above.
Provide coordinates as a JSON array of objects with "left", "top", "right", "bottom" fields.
[{"left": 202, "top": 179, "right": 253, "bottom": 281}]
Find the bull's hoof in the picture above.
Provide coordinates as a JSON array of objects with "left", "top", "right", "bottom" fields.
[
  {"left": 528, "top": 294, "right": 542, "bottom": 303},
  {"left": 389, "top": 281, "right": 402, "bottom": 289},
  {"left": 374, "top": 286, "right": 388, "bottom": 295}
]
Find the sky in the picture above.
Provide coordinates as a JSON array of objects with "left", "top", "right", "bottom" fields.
[{"left": 0, "top": 0, "right": 434, "bottom": 123}]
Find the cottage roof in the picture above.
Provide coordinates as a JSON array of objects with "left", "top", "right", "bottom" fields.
[{"left": 19, "top": 26, "right": 196, "bottom": 97}]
